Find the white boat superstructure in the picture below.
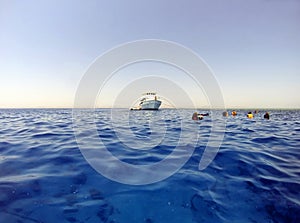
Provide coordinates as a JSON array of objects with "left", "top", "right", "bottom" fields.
[{"left": 131, "top": 92, "right": 162, "bottom": 110}]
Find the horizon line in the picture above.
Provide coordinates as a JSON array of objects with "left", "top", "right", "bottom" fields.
[{"left": 0, "top": 107, "right": 299, "bottom": 110}]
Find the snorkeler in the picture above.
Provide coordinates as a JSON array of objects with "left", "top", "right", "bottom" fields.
[
  {"left": 264, "top": 112, "right": 270, "bottom": 119},
  {"left": 192, "top": 112, "right": 205, "bottom": 120},
  {"left": 247, "top": 112, "right": 253, "bottom": 119},
  {"left": 192, "top": 112, "right": 199, "bottom": 120},
  {"left": 222, "top": 111, "right": 229, "bottom": 117}
]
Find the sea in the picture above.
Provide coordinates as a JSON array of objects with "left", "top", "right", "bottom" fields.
[{"left": 0, "top": 108, "right": 299, "bottom": 223}]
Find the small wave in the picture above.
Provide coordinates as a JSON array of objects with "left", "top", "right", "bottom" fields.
[
  {"left": 32, "top": 132, "right": 62, "bottom": 138},
  {"left": 252, "top": 135, "right": 285, "bottom": 143}
]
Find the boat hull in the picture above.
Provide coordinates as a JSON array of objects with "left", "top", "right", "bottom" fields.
[{"left": 140, "top": 100, "right": 161, "bottom": 110}]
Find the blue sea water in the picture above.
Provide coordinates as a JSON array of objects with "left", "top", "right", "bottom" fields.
[{"left": 0, "top": 109, "right": 299, "bottom": 223}]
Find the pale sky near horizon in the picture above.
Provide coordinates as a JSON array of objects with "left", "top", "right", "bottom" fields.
[{"left": 0, "top": 0, "right": 300, "bottom": 108}]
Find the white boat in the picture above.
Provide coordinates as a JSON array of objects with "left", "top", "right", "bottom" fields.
[{"left": 132, "top": 92, "right": 162, "bottom": 110}]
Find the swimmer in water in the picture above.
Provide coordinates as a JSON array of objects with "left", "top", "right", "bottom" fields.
[
  {"left": 222, "top": 111, "right": 229, "bottom": 117},
  {"left": 247, "top": 112, "right": 253, "bottom": 119},
  {"left": 264, "top": 112, "right": 270, "bottom": 119},
  {"left": 192, "top": 112, "right": 205, "bottom": 120}
]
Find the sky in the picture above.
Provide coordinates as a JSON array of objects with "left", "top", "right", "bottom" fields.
[{"left": 0, "top": 0, "right": 300, "bottom": 108}]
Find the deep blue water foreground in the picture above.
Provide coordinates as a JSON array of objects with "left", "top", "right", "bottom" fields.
[{"left": 0, "top": 109, "right": 299, "bottom": 223}]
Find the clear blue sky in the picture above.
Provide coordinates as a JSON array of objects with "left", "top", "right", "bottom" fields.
[{"left": 0, "top": 0, "right": 299, "bottom": 108}]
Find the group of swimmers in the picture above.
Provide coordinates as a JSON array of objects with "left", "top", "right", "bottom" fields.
[{"left": 192, "top": 110, "right": 270, "bottom": 120}]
